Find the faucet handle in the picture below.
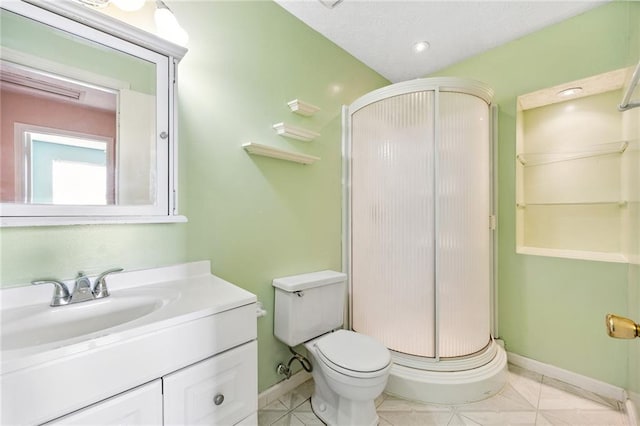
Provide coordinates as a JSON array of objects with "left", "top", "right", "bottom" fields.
[
  {"left": 93, "top": 267, "right": 124, "bottom": 299},
  {"left": 32, "top": 279, "right": 71, "bottom": 307}
]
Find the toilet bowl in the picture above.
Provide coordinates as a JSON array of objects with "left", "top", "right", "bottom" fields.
[{"left": 304, "top": 330, "right": 391, "bottom": 426}]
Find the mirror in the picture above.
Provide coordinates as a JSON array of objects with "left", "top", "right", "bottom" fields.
[{"left": 0, "top": 1, "right": 186, "bottom": 225}]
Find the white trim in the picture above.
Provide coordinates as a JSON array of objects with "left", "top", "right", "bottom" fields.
[
  {"left": 0, "top": 46, "right": 130, "bottom": 91},
  {"left": 0, "top": 215, "right": 187, "bottom": 227},
  {"left": 491, "top": 104, "right": 499, "bottom": 338},
  {"left": 507, "top": 351, "right": 627, "bottom": 402},
  {"left": 348, "top": 78, "right": 493, "bottom": 115},
  {"left": 257, "top": 370, "right": 312, "bottom": 409},
  {"left": 341, "top": 105, "right": 352, "bottom": 327}
]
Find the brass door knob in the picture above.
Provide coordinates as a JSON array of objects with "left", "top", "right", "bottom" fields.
[{"left": 606, "top": 314, "right": 640, "bottom": 339}]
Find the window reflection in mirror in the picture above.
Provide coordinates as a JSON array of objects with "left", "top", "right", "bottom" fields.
[
  {"left": 24, "top": 128, "right": 111, "bottom": 205},
  {"left": 0, "top": 8, "right": 157, "bottom": 207}
]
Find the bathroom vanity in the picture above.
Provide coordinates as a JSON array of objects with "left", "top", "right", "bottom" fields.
[{"left": 0, "top": 261, "right": 258, "bottom": 425}]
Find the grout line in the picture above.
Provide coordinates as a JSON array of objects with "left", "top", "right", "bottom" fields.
[{"left": 533, "top": 372, "right": 544, "bottom": 423}]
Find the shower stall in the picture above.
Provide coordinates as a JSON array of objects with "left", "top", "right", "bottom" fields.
[{"left": 342, "top": 78, "right": 507, "bottom": 404}]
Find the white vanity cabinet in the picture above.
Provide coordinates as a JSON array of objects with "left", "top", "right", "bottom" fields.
[
  {"left": 45, "top": 381, "right": 163, "bottom": 425},
  {"left": 164, "top": 341, "right": 258, "bottom": 425},
  {"left": 46, "top": 342, "right": 258, "bottom": 426}
]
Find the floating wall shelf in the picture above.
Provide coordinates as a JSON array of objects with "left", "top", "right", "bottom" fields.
[
  {"left": 242, "top": 142, "right": 320, "bottom": 165},
  {"left": 287, "top": 99, "right": 320, "bottom": 116},
  {"left": 273, "top": 122, "right": 320, "bottom": 142}
]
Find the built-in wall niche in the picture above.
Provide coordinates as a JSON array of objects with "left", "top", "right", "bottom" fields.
[{"left": 516, "top": 67, "right": 639, "bottom": 263}]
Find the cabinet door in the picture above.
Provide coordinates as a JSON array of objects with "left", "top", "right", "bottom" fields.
[
  {"left": 163, "top": 340, "right": 257, "bottom": 426},
  {"left": 44, "top": 380, "right": 162, "bottom": 425}
]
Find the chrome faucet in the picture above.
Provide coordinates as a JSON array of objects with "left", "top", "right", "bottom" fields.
[
  {"left": 92, "top": 268, "right": 124, "bottom": 299},
  {"left": 31, "top": 267, "right": 123, "bottom": 307},
  {"left": 71, "top": 272, "right": 94, "bottom": 303},
  {"left": 31, "top": 279, "right": 71, "bottom": 307}
]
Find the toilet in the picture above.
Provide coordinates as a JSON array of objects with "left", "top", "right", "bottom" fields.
[{"left": 273, "top": 270, "right": 391, "bottom": 426}]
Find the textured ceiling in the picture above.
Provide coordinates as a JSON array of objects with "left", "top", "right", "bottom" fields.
[{"left": 274, "top": 0, "right": 609, "bottom": 83}]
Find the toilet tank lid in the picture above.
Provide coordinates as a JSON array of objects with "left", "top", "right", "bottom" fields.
[{"left": 272, "top": 270, "right": 347, "bottom": 292}]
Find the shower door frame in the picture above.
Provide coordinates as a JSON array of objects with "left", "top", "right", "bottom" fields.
[{"left": 341, "top": 78, "right": 499, "bottom": 362}]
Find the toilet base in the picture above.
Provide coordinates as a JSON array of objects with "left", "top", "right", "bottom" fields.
[
  {"left": 310, "top": 392, "right": 378, "bottom": 426},
  {"left": 308, "top": 346, "right": 380, "bottom": 426}
]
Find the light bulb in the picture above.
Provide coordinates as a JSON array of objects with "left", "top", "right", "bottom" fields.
[
  {"left": 111, "top": 0, "right": 145, "bottom": 12},
  {"left": 154, "top": 4, "right": 189, "bottom": 46},
  {"left": 557, "top": 87, "right": 583, "bottom": 97},
  {"left": 413, "top": 41, "right": 430, "bottom": 53}
]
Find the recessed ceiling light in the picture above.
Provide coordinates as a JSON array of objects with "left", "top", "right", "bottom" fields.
[
  {"left": 557, "top": 87, "right": 583, "bottom": 97},
  {"left": 413, "top": 41, "right": 430, "bottom": 53}
]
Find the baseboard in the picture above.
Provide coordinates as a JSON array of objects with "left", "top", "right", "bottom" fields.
[
  {"left": 507, "top": 352, "right": 627, "bottom": 402},
  {"left": 258, "top": 370, "right": 312, "bottom": 409}
]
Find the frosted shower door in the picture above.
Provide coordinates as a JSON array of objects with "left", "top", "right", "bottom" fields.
[
  {"left": 436, "top": 92, "right": 491, "bottom": 357},
  {"left": 351, "top": 91, "right": 436, "bottom": 357}
]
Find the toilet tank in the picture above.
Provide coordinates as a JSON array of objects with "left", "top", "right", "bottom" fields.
[{"left": 272, "top": 270, "right": 347, "bottom": 347}]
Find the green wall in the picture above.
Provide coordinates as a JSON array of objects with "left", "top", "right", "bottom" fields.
[
  {"left": 431, "top": 1, "right": 638, "bottom": 389},
  {"left": 0, "top": 224, "right": 187, "bottom": 286},
  {"left": 170, "top": 0, "right": 387, "bottom": 392}
]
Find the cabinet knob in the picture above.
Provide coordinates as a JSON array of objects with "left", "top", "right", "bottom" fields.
[{"left": 213, "top": 394, "right": 225, "bottom": 406}]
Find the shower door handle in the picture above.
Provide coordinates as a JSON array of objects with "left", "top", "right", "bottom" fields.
[{"left": 605, "top": 314, "right": 639, "bottom": 339}]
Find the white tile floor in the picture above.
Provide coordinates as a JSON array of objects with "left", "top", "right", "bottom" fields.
[{"left": 258, "top": 364, "right": 629, "bottom": 426}]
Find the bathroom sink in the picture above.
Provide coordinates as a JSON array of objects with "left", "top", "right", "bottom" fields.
[
  {"left": 0, "top": 261, "right": 258, "bottom": 425},
  {"left": 1, "top": 287, "right": 178, "bottom": 351}
]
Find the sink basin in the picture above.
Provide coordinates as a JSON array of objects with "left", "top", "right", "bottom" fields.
[{"left": 1, "top": 287, "right": 178, "bottom": 351}]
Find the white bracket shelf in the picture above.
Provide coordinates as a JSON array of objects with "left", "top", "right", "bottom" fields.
[
  {"left": 243, "top": 142, "right": 320, "bottom": 165},
  {"left": 287, "top": 99, "right": 320, "bottom": 117},
  {"left": 272, "top": 122, "right": 320, "bottom": 142}
]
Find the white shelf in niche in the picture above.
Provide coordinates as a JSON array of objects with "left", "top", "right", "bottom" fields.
[
  {"left": 273, "top": 122, "right": 320, "bottom": 142},
  {"left": 242, "top": 142, "right": 320, "bottom": 165},
  {"left": 516, "top": 140, "right": 629, "bottom": 167},
  {"left": 287, "top": 99, "right": 320, "bottom": 117},
  {"left": 516, "top": 200, "right": 628, "bottom": 208}
]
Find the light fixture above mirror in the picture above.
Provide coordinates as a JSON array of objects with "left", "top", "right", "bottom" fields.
[
  {"left": 75, "top": 0, "right": 143, "bottom": 11},
  {"left": 74, "top": 0, "right": 188, "bottom": 46}
]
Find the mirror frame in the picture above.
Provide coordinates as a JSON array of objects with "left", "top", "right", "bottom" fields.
[{"left": 0, "top": 0, "right": 187, "bottom": 226}]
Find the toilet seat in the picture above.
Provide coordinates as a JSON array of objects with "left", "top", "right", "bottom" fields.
[{"left": 314, "top": 330, "right": 391, "bottom": 378}]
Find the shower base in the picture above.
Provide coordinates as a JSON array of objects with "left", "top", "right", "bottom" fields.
[{"left": 385, "top": 340, "right": 508, "bottom": 405}]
